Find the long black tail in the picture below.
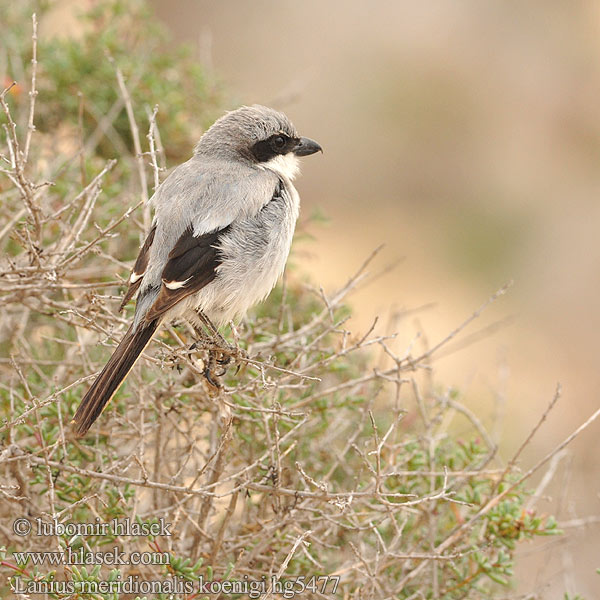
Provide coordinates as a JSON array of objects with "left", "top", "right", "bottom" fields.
[{"left": 72, "top": 320, "right": 159, "bottom": 436}]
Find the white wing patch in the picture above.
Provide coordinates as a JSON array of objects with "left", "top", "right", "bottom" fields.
[
  {"left": 130, "top": 272, "right": 144, "bottom": 284},
  {"left": 164, "top": 277, "right": 190, "bottom": 290}
]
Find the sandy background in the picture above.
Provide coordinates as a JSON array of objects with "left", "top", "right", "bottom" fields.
[{"left": 150, "top": 2, "right": 600, "bottom": 596}]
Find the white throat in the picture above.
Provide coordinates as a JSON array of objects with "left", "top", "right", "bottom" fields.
[{"left": 261, "top": 153, "right": 300, "bottom": 181}]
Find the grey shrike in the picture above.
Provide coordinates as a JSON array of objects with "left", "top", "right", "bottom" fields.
[{"left": 72, "top": 105, "right": 322, "bottom": 436}]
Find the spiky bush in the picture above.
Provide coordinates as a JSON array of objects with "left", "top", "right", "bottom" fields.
[{"left": 2, "top": 3, "right": 592, "bottom": 599}]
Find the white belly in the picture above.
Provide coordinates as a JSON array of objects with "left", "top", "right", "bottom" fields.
[{"left": 188, "top": 180, "right": 300, "bottom": 325}]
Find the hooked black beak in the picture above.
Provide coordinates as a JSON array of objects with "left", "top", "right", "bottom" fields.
[{"left": 293, "top": 137, "right": 322, "bottom": 156}]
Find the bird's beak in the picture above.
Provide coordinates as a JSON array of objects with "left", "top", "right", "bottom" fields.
[{"left": 293, "top": 137, "right": 323, "bottom": 156}]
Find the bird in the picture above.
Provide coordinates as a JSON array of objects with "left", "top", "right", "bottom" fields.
[{"left": 71, "top": 105, "right": 322, "bottom": 436}]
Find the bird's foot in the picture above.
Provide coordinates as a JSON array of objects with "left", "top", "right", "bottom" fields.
[
  {"left": 201, "top": 344, "right": 247, "bottom": 388},
  {"left": 217, "top": 342, "right": 248, "bottom": 364},
  {"left": 192, "top": 337, "right": 247, "bottom": 364}
]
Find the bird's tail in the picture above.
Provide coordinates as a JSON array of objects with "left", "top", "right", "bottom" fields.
[{"left": 72, "top": 320, "right": 159, "bottom": 436}]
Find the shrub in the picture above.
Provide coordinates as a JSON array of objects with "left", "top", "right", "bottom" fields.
[{"left": 0, "top": 3, "right": 595, "bottom": 599}]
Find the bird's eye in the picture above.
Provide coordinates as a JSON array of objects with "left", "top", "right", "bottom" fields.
[{"left": 272, "top": 135, "right": 286, "bottom": 150}]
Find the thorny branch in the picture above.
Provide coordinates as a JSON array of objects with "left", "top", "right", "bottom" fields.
[{"left": 0, "top": 23, "right": 596, "bottom": 600}]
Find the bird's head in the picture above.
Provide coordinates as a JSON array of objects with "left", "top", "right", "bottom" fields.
[{"left": 195, "top": 105, "right": 322, "bottom": 179}]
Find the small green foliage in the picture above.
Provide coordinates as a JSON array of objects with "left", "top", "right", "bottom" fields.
[{"left": 3, "top": 0, "right": 221, "bottom": 163}]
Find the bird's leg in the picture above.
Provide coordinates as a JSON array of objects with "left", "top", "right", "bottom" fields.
[
  {"left": 187, "top": 320, "right": 211, "bottom": 353},
  {"left": 193, "top": 309, "right": 246, "bottom": 364},
  {"left": 204, "top": 319, "right": 234, "bottom": 365},
  {"left": 194, "top": 310, "right": 228, "bottom": 348},
  {"left": 190, "top": 310, "right": 246, "bottom": 386},
  {"left": 188, "top": 324, "right": 225, "bottom": 387}
]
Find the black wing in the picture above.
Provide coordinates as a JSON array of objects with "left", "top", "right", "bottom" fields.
[
  {"left": 144, "top": 224, "right": 231, "bottom": 322},
  {"left": 120, "top": 225, "right": 157, "bottom": 311}
]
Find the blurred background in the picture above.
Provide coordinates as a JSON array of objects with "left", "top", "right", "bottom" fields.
[{"left": 45, "top": 1, "right": 600, "bottom": 596}]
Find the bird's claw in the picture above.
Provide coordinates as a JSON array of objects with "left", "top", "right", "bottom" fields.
[
  {"left": 188, "top": 331, "right": 247, "bottom": 388},
  {"left": 203, "top": 362, "right": 222, "bottom": 388}
]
